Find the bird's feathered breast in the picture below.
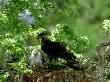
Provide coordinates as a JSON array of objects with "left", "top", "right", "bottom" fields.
[{"left": 41, "top": 40, "right": 67, "bottom": 57}]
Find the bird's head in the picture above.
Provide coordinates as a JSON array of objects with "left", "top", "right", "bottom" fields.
[
  {"left": 37, "top": 28, "right": 48, "bottom": 38},
  {"left": 37, "top": 29, "right": 50, "bottom": 45}
]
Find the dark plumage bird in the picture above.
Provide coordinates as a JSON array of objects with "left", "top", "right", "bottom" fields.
[{"left": 38, "top": 32, "right": 81, "bottom": 70}]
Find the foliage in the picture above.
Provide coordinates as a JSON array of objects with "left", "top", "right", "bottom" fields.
[
  {"left": 103, "top": 19, "right": 110, "bottom": 32},
  {"left": 10, "top": 58, "right": 33, "bottom": 75},
  {"left": 0, "top": 72, "right": 10, "bottom": 82}
]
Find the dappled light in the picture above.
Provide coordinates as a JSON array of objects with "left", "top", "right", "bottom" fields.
[{"left": 0, "top": 0, "right": 110, "bottom": 82}]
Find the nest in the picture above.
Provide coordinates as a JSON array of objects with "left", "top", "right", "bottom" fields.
[{"left": 21, "top": 67, "right": 92, "bottom": 82}]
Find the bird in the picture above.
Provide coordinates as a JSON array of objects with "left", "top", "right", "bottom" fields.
[
  {"left": 29, "top": 49, "right": 45, "bottom": 67},
  {"left": 38, "top": 32, "right": 81, "bottom": 70}
]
